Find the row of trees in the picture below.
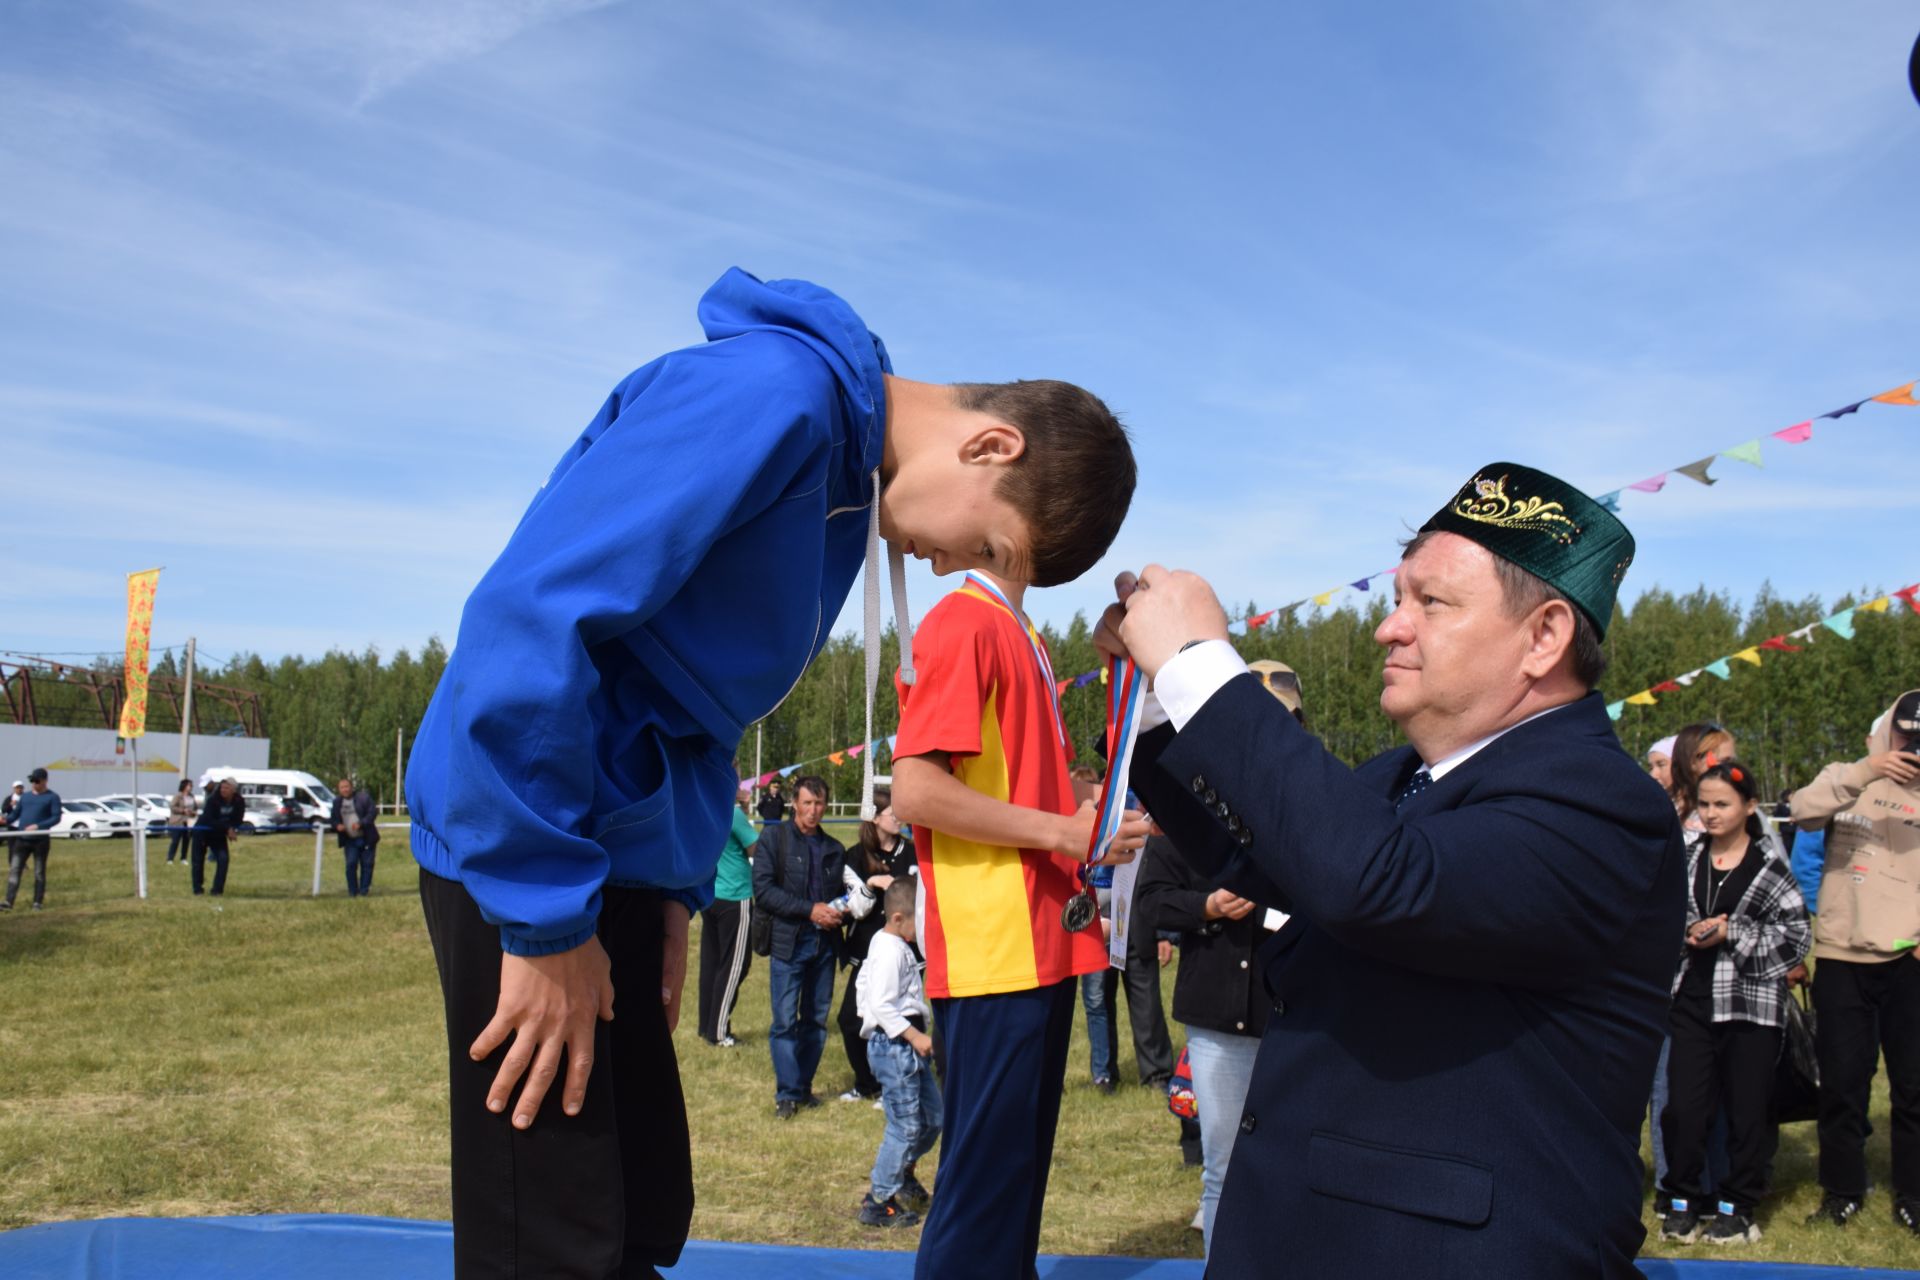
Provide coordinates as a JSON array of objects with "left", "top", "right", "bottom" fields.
[{"left": 13, "top": 582, "right": 1912, "bottom": 806}]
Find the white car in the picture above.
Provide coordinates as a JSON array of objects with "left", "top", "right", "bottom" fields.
[
  {"left": 97, "top": 795, "right": 171, "bottom": 825},
  {"left": 46, "top": 798, "right": 135, "bottom": 839}
]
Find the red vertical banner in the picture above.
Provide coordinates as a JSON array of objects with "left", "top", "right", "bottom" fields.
[{"left": 117, "top": 568, "right": 161, "bottom": 738}]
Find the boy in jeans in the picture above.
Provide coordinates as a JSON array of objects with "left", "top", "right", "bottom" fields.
[{"left": 857, "top": 877, "right": 940, "bottom": 1228}]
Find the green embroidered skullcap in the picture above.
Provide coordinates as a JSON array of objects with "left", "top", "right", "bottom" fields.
[{"left": 1419, "top": 462, "right": 1634, "bottom": 638}]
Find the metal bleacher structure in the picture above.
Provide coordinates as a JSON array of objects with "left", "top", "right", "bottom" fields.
[{"left": 0, "top": 653, "right": 264, "bottom": 738}]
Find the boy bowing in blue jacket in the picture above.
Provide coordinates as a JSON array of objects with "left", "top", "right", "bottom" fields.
[{"left": 407, "top": 268, "right": 1135, "bottom": 1279}]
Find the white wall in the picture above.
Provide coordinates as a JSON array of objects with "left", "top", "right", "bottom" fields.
[{"left": 0, "top": 723, "right": 270, "bottom": 800}]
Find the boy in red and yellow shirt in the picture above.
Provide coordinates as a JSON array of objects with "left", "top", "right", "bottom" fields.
[{"left": 893, "top": 569, "right": 1147, "bottom": 1279}]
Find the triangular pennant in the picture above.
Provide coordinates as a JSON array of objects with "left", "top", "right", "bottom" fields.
[
  {"left": 1820, "top": 401, "right": 1864, "bottom": 420},
  {"left": 1099, "top": 666, "right": 1109, "bottom": 685},
  {"left": 848, "top": 744, "right": 865, "bottom": 758},
  {"left": 1248, "top": 610, "right": 1275, "bottom": 629},
  {"left": 1859, "top": 596, "right": 1891, "bottom": 613},
  {"left": 1758, "top": 635, "right": 1804, "bottom": 653},
  {"left": 1350, "top": 578, "right": 1371, "bottom": 592},
  {"left": 1311, "top": 591, "right": 1335, "bottom": 608},
  {"left": 1674, "top": 670, "right": 1701, "bottom": 687},
  {"left": 1626, "top": 691, "right": 1659, "bottom": 706},
  {"left": 1821, "top": 611, "right": 1857, "bottom": 641},
  {"left": 1704, "top": 659, "right": 1732, "bottom": 680},
  {"left": 1606, "top": 701, "right": 1625, "bottom": 722},
  {"left": 1721, "top": 440, "right": 1764, "bottom": 467},
  {"left": 1595, "top": 491, "right": 1622, "bottom": 512},
  {"left": 887, "top": 735, "right": 897, "bottom": 750},
  {"left": 1732, "top": 648, "right": 1763, "bottom": 666},
  {"left": 1787, "top": 624, "right": 1819, "bottom": 641},
  {"left": 1772, "top": 420, "right": 1814, "bottom": 444},
  {"left": 780, "top": 764, "right": 800, "bottom": 776},
  {"left": 1650, "top": 679, "right": 1684, "bottom": 694},
  {"left": 1675, "top": 457, "right": 1718, "bottom": 486},
  {"left": 757, "top": 772, "right": 777, "bottom": 787},
  {"left": 1897, "top": 586, "right": 1920, "bottom": 612},
  {"left": 828, "top": 751, "right": 846, "bottom": 766},
  {"left": 1075, "top": 671, "right": 1100, "bottom": 687},
  {"left": 1627, "top": 474, "right": 1668, "bottom": 494},
  {"left": 1871, "top": 381, "right": 1917, "bottom": 407},
  {"left": 1057, "top": 679, "right": 1072, "bottom": 696}
]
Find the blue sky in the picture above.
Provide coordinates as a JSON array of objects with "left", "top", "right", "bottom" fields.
[{"left": 4, "top": 0, "right": 1917, "bottom": 670}]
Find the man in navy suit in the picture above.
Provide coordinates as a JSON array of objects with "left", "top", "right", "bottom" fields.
[{"left": 1098, "top": 463, "right": 1684, "bottom": 1277}]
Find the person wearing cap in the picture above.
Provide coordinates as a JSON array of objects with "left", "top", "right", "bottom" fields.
[
  {"left": 1134, "top": 657, "right": 1302, "bottom": 1259},
  {"left": 4, "top": 768, "right": 62, "bottom": 912},
  {"left": 1096, "top": 463, "right": 1684, "bottom": 1276},
  {"left": 1647, "top": 735, "right": 1677, "bottom": 793},
  {"left": 1, "top": 781, "right": 23, "bottom": 826},
  {"left": 1789, "top": 687, "right": 1920, "bottom": 1234}
]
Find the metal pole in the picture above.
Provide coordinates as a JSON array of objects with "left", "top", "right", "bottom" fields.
[
  {"left": 133, "top": 737, "right": 147, "bottom": 899},
  {"left": 312, "top": 825, "right": 325, "bottom": 897},
  {"left": 394, "top": 725, "right": 404, "bottom": 816},
  {"left": 178, "top": 637, "right": 196, "bottom": 786},
  {"left": 754, "top": 722, "right": 762, "bottom": 802}
]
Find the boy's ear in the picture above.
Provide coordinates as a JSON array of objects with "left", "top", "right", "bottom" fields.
[{"left": 960, "top": 421, "right": 1026, "bottom": 467}]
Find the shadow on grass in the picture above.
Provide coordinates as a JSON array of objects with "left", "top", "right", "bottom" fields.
[{"left": 1093, "top": 1220, "right": 1204, "bottom": 1266}]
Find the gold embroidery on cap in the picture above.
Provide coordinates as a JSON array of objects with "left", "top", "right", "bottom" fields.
[{"left": 1452, "top": 474, "right": 1580, "bottom": 545}]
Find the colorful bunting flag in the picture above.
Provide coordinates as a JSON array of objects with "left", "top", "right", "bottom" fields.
[
  {"left": 829, "top": 751, "right": 846, "bottom": 766},
  {"left": 1821, "top": 611, "right": 1856, "bottom": 641},
  {"left": 1820, "top": 402, "right": 1864, "bottom": 420},
  {"left": 1675, "top": 458, "right": 1718, "bottom": 487},
  {"left": 1595, "top": 491, "right": 1622, "bottom": 512},
  {"left": 1311, "top": 591, "right": 1335, "bottom": 608},
  {"left": 1626, "top": 691, "right": 1659, "bottom": 706},
  {"left": 1704, "top": 659, "right": 1732, "bottom": 680},
  {"left": 1872, "top": 382, "right": 1917, "bottom": 407},
  {"left": 1650, "top": 679, "right": 1684, "bottom": 694},
  {"left": 1248, "top": 609, "right": 1275, "bottom": 629},
  {"left": 848, "top": 744, "right": 865, "bottom": 758},
  {"left": 1628, "top": 475, "right": 1668, "bottom": 494},
  {"left": 1898, "top": 587, "right": 1920, "bottom": 611},
  {"left": 1860, "top": 597, "right": 1891, "bottom": 613},
  {"left": 1721, "top": 440, "right": 1764, "bottom": 467},
  {"left": 1606, "top": 701, "right": 1625, "bottom": 721},
  {"left": 1350, "top": 578, "right": 1371, "bottom": 592},
  {"left": 1773, "top": 421, "right": 1814, "bottom": 444},
  {"left": 1732, "top": 648, "right": 1763, "bottom": 666},
  {"left": 1758, "top": 635, "right": 1804, "bottom": 653},
  {"left": 1674, "top": 671, "right": 1700, "bottom": 687}
]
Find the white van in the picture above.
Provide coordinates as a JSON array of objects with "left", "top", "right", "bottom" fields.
[{"left": 196, "top": 767, "right": 336, "bottom": 827}]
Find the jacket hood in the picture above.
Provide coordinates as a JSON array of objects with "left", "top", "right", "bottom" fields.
[
  {"left": 1868, "top": 688, "right": 1920, "bottom": 754},
  {"left": 698, "top": 268, "right": 890, "bottom": 485}
]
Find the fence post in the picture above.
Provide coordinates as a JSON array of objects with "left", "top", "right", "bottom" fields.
[
  {"left": 134, "top": 824, "right": 148, "bottom": 900},
  {"left": 311, "top": 826, "right": 325, "bottom": 897}
]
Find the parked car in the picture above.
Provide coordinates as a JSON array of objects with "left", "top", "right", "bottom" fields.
[
  {"left": 97, "top": 794, "right": 170, "bottom": 824},
  {"left": 49, "top": 798, "right": 135, "bottom": 839}
]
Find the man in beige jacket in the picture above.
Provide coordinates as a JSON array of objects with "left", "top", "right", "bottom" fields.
[{"left": 1792, "top": 689, "right": 1920, "bottom": 1233}]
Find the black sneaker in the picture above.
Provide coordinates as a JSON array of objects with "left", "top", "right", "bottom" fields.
[
  {"left": 1704, "top": 1203, "right": 1760, "bottom": 1245},
  {"left": 858, "top": 1194, "right": 919, "bottom": 1229},
  {"left": 1093, "top": 1076, "right": 1116, "bottom": 1095},
  {"left": 0, "top": 901, "right": 11, "bottom": 912},
  {"left": 897, "top": 1174, "right": 931, "bottom": 1211},
  {"left": 1895, "top": 1200, "right": 1920, "bottom": 1235},
  {"left": 1806, "top": 1192, "right": 1863, "bottom": 1227},
  {"left": 1658, "top": 1198, "right": 1702, "bottom": 1243},
  {"left": 774, "top": 1100, "right": 798, "bottom": 1120},
  {"left": 798, "top": 1092, "right": 822, "bottom": 1110}
]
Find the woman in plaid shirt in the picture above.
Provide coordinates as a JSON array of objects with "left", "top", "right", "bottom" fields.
[{"left": 1658, "top": 761, "right": 1812, "bottom": 1246}]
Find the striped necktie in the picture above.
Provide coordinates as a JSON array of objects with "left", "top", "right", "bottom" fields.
[{"left": 1394, "top": 767, "right": 1433, "bottom": 811}]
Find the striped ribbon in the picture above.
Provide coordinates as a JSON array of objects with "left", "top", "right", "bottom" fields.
[{"left": 1085, "top": 654, "right": 1146, "bottom": 863}]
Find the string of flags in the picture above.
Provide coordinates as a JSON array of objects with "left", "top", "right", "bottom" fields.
[
  {"left": 1606, "top": 581, "right": 1920, "bottom": 723},
  {"left": 746, "top": 378, "right": 1914, "bottom": 783}
]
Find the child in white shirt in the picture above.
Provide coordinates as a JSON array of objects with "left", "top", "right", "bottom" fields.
[{"left": 854, "top": 877, "right": 942, "bottom": 1227}]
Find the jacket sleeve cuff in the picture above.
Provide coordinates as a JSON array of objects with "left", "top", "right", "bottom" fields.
[
  {"left": 1155, "top": 640, "right": 1248, "bottom": 732},
  {"left": 499, "top": 923, "right": 599, "bottom": 957}
]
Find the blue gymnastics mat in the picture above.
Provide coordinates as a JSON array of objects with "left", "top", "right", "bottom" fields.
[{"left": 0, "top": 1215, "right": 1912, "bottom": 1279}]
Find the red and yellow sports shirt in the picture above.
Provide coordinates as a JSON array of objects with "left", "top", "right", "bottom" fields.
[{"left": 894, "top": 575, "right": 1106, "bottom": 999}]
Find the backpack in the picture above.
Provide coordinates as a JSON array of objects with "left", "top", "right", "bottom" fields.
[{"left": 1166, "top": 1045, "right": 1197, "bottom": 1120}]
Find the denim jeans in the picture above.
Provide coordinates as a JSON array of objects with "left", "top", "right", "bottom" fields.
[
  {"left": 1081, "top": 968, "right": 1116, "bottom": 1082},
  {"left": 5, "top": 837, "right": 50, "bottom": 908},
  {"left": 1185, "top": 1025, "right": 1260, "bottom": 1256},
  {"left": 868, "top": 1031, "right": 943, "bottom": 1202},
  {"left": 342, "top": 837, "right": 375, "bottom": 896},
  {"left": 768, "top": 928, "right": 836, "bottom": 1101}
]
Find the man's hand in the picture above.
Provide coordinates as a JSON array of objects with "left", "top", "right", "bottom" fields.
[
  {"left": 809, "top": 902, "right": 844, "bottom": 929},
  {"left": 1156, "top": 938, "right": 1173, "bottom": 967},
  {"left": 905, "top": 1027, "right": 934, "bottom": 1058},
  {"left": 471, "top": 935, "right": 616, "bottom": 1129},
  {"left": 1203, "top": 889, "right": 1257, "bottom": 921},
  {"left": 1866, "top": 750, "right": 1920, "bottom": 786},
  {"left": 1091, "top": 571, "right": 1139, "bottom": 664},
  {"left": 1118, "top": 565, "right": 1231, "bottom": 681},
  {"left": 661, "top": 899, "right": 690, "bottom": 1033},
  {"left": 1786, "top": 963, "right": 1810, "bottom": 989}
]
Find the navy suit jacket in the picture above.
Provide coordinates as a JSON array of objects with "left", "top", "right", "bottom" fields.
[{"left": 1130, "top": 680, "right": 1683, "bottom": 1279}]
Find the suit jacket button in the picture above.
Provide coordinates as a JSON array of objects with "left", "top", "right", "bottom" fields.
[
  {"left": 1192, "top": 775, "right": 1208, "bottom": 794},
  {"left": 1240, "top": 1112, "right": 1257, "bottom": 1135},
  {"left": 1235, "top": 1020, "right": 1246, "bottom": 1031},
  {"left": 1273, "top": 1000, "right": 1286, "bottom": 1017},
  {"left": 1236, "top": 829, "right": 1254, "bottom": 847},
  {"left": 1213, "top": 801, "right": 1230, "bottom": 819},
  {"left": 1239, "top": 959, "right": 1248, "bottom": 970},
  {"left": 1226, "top": 814, "right": 1243, "bottom": 833},
  {"left": 1203, "top": 788, "right": 1219, "bottom": 805}
]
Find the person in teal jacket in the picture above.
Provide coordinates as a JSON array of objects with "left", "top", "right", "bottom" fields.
[
  {"left": 406, "top": 267, "right": 1137, "bottom": 1279},
  {"left": 697, "top": 791, "right": 761, "bottom": 1046}
]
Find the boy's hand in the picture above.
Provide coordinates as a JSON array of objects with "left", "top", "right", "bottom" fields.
[
  {"left": 1058, "top": 801, "right": 1149, "bottom": 864},
  {"left": 906, "top": 1028, "right": 934, "bottom": 1057},
  {"left": 661, "top": 899, "right": 690, "bottom": 1033},
  {"left": 473, "top": 936, "right": 616, "bottom": 1130}
]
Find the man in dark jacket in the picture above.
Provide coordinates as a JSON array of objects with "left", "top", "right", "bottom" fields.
[
  {"left": 756, "top": 780, "right": 788, "bottom": 825},
  {"left": 331, "top": 778, "right": 382, "bottom": 898},
  {"left": 752, "top": 775, "right": 848, "bottom": 1117},
  {"left": 194, "top": 777, "right": 248, "bottom": 898},
  {"left": 1101, "top": 463, "right": 1683, "bottom": 1277}
]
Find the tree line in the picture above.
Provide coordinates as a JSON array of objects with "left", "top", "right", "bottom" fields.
[{"left": 15, "top": 582, "right": 1914, "bottom": 806}]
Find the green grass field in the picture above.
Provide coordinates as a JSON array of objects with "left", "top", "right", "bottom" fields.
[{"left": 1, "top": 826, "right": 1914, "bottom": 1268}]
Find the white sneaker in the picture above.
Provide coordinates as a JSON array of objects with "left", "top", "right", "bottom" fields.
[
  {"left": 1189, "top": 1205, "right": 1204, "bottom": 1232},
  {"left": 837, "top": 1088, "right": 866, "bottom": 1103},
  {"left": 873, "top": 1098, "right": 885, "bottom": 1111},
  {"left": 716, "top": 1035, "right": 737, "bottom": 1048}
]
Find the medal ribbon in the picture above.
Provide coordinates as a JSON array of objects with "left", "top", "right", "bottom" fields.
[
  {"left": 963, "top": 571, "right": 1067, "bottom": 748},
  {"left": 1085, "top": 654, "right": 1147, "bottom": 864}
]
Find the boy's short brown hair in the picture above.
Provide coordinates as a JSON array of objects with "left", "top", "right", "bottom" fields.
[
  {"left": 883, "top": 876, "right": 917, "bottom": 919},
  {"left": 954, "top": 380, "right": 1136, "bottom": 588}
]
